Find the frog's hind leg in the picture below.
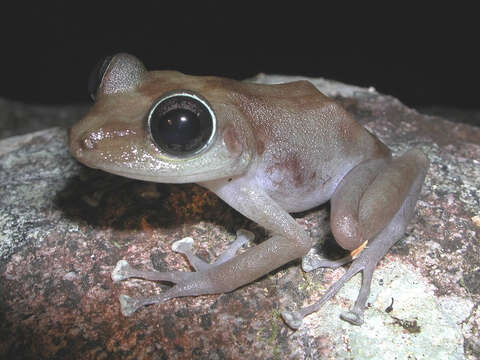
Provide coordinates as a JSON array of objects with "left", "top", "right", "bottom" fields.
[
  {"left": 282, "top": 257, "right": 365, "bottom": 329},
  {"left": 283, "top": 149, "right": 428, "bottom": 328}
]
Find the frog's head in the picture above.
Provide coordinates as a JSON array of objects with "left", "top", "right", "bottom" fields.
[{"left": 69, "top": 53, "right": 255, "bottom": 183}]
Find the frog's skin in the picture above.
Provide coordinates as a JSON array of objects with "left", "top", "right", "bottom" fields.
[{"left": 69, "top": 53, "right": 429, "bottom": 328}]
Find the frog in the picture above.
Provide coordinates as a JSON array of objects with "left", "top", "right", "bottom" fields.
[{"left": 69, "top": 53, "right": 429, "bottom": 329}]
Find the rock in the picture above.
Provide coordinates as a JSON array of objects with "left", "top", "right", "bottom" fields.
[
  {"left": 418, "top": 106, "right": 480, "bottom": 128},
  {"left": 0, "top": 75, "right": 478, "bottom": 359},
  {"left": 0, "top": 97, "right": 87, "bottom": 140}
]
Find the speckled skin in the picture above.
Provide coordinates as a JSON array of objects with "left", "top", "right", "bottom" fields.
[{"left": 69, "top": 53, "right": 429, "bottom": 327}]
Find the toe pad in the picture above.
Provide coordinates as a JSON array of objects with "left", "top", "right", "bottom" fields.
[
  {"left": 111, "top": 260, "right": 132, "bottom": 282},
  {"left": 281, "top": 310, "right": 304, "bottom": 330},
  {"left": 172, "top": 237, "right": 194, "bottom": 253}
]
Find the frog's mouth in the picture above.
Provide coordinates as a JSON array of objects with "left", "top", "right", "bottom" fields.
[
  {"left": 72, "top": 153, "right": 237, "bottom": 184},
  {"left": 69, "top": 131, "right": 233, "bottom": 185},
  {"left": 97, "top": 167, "right": 215, "bottom": 184}
]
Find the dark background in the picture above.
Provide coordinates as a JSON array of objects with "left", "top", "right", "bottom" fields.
[{"left": 1, "top": 3, "right": 478, "bottom": 120}]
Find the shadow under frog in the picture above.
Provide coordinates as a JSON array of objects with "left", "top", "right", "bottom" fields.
[{"left": 69, "top": 53, "right": 428, "bottom": 329}]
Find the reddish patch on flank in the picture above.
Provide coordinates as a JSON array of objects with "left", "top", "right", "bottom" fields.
[
  {"left": 267, "top": 154, "right": 308, "bottom": 188},
  {"left": 285, "top": 156, "right": 305, "bottom": 187}
]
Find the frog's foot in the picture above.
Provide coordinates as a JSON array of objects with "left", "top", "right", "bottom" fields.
[
  {"left": 111, "top": 229, "right": 254, "bottom": 316},
  {"left": 282, "top": 258, "right": 368, "bottom": 329},
  {"left": 111, "top": 261, "right": 198, "bottom": 316},
  {"left": 172, "top": 229, "right": 254, "bottom": 271}
]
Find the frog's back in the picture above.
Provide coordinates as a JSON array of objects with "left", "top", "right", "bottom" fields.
[{"left": 228, "top": 79, "right": 390, "bottom": 212}]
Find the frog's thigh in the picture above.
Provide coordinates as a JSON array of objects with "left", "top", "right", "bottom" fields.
[{"left": 330, "top": 149, "right": 429, "bottom": 251}]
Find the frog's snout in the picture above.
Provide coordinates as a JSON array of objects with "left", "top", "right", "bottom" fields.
[{"left": 68, "top": 124, "right": 93, "bottom": 163}]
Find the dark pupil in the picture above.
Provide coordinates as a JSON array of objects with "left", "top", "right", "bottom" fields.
[
  {"left": 149, "top": 96, "right": 213, "bottom": 155},
  {"left": 157, "top": 108, "right": 200, "bottom": 145}
]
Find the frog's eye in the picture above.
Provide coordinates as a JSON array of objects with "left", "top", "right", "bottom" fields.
[
  {"left": 87, "top": 55, "right": 113, "bottom": 102},
  {"left": 148, "top": 91, "right": 216, "bottom": 157}
]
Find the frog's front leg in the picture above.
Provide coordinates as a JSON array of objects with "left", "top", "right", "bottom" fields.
[
  {"left": 112, "top": 229, "right": 254, "bottom": 316},
  {"left": 283, "top": 149, "right": 428, "bottom": 328},
  {"left": 112, "top": 178, "right": 313, "bottom": 316}
]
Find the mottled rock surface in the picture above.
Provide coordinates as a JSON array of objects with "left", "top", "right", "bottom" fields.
[
  {"left": 0, "top": 97, "right": 87, "bottom": 140},
  {"left": 0, "top": 75, "right": 479, "bottom": 359}
]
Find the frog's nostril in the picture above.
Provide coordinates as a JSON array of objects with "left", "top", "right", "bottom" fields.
[{"left": 68, "top": 129, "right": 97, "bottom": 162}]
